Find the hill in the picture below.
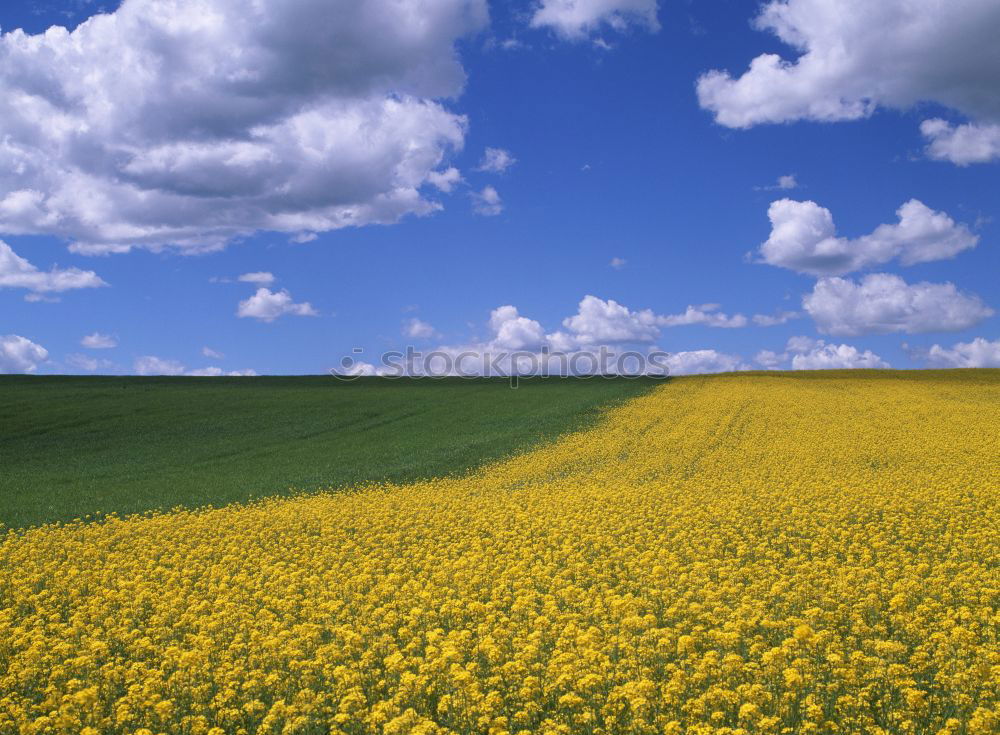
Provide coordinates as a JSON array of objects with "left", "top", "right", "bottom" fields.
[{"left": 0, "top": 375, "right": 660, "bottom": 527}]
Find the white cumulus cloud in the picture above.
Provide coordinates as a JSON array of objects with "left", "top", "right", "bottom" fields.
[
  {"left": 921, "top": 119, "right": 1000, "bottom": 165},
  {"left": 0, "top": 334, "right": 48, "bottom": 373},
  {"left": 662, "top": 349, "right": 746, "bottom": 375},
  {"left": 81, "top": 332, "right": 117, "bottom": 349},
  {"left": 556, "top": 295, "right": 792, "bottom": 339},
  {"left": 753, "top": 349, "right": 786, "bottom": 369},
  {"left": 185, "top": 367, "right": 227, "bottom": 377},
  {"left": 135, "top": 355, "right": 255, "bottom": 375},
  {"left": 489, "top": 305, "right": 547, "bottom": 350},
  {"left": 756, "top": 174, "right": 798, "bottom": 191},
  {"left": 760, "top": 199, "right": 978, "bottom": 277},
  {"left": 476, "top": 147, "right": 516, "bottom": 174},
  {"left": 66, "top": 353, "right": 116, "bottom": 372},
  {"left": 471, "top": 186, "right": 503, "bottom": 216},
  {"left": 921, "top": 337, "right": 1000, "bottom": 368},
  {"left": 0, "top": 0, "right": 487, "bottom": 254},
  {"left": 530, "top": 0, "right": 660, "bottom": 40},
  {"left": 755, "top": 335, "right": 888, "bottom": 370},
  {"left": 558, "top": 295, "right": 661, "bottom": 345},
  {"left": 238, "top": 272, "right": 275, "bottom": 286},
  {"left": 0, "top": 241, "right": 106, "bottom": 296},
  {"left": 803, "top": 274, "right": 993, "bottom": 336},
  {"left": 237, "top": 288, "right": 318, "bottom": 322},
  {"left": 752, "top": 310, "right": 801, "bottom": 326},
  {"left": 697, "top": 0, "right": 1000, "bottom": 139},
  {"left": 790, "top": 342, "right": 889, "bottom": 370},
  {"left": 659, "top": 304, "right": 749, "bottom": 328},
  {"left": 335, "top": 297, "right": 755, "bottom": 377},
  {"left": 202, "top": 346, "right": 224, "bottom": 360},
  {"left": 786, "top": 335, "right": 820, "bottom": 353},
  {"left": 549, "top": 295, "right": 769, "bottom": 348},
  {"left": 404, "top": 318, "right": 440, "bottom": 340},
  {"left": 134, "top": 356, "right": 186, "bottom": 376},
  {"left": 66, "top": 353, "right": 100, "bottom": 372},
  {"left": 426, "top": 167, "right": 463, "bottom": 193}
]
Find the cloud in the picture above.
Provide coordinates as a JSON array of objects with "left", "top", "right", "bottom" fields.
[
  {"left": 345, "top": 341, "right": 735, "bottom": 378},
  {"left": 482, "top": 37, "right": 525, "bottom": 52},
  {"left": 754, "top": 335, "right": 889, "bottom": 369},
  {"left": 185, "top": 367, "right": 259, "bottom": 376},
  {"left": 237, "top": 288, "right": 318, "bottom": 322},
  {"left": 0, "top": 0, "right": 488, "bottom": 254},
  {"left": 471, "top": 186, "right": 503, "bottom": 216},
  {"left": 81, "top": 332, "right": 117, "bottom": 349},
  {"left": 530, "top": 0, "right": 660, "bottom": 40},
  {"left": 426, "top": 167, "right": 463, "bottom": 193},
  {"left": 558, "top": 296, "right": 788, "bottom": 335},
  {"left": 549, "top": 295, "right": 768, "bottom": 348},
  {"left": 336, "top": 360, "right": 385, "bottom": 377},
  {"left": 404, "top": 318, "right": 439, "bottom": 340},
  {"left": 790, "top": 342, "right": 889, "bottom": 370},
  {"left": 659, "top": 303, "right": 748, "bottom": 328},
  {"left": 202, "top": 346, "right": 224, "bottom": 360},
  {"left": 803, "top": 273, "right": 993, "bottom": 336},
  {"left": 489, "top": 305, "right": 547, "bottom": 350},
  {"left": 134, "top": 355, "right": 256, "bottom": 375},
  {"left": 753, "top": 349, "right": 786, "bottom": 369},
  {"left": 238, "top": 272, "right": 275, "bottom": 286},
  {"left": 185, "top": 367, "right": 225, "bottom": 376},
  {"left": 134, "top": 356, "right": 186, "bottom": 376},
  {"left": 697, "top": 0, "right": 1000, "bottom": 141},
  {"left": 66, "top": 353, "right": 100, "bottom": 372},
  {"left": 558, "top": 295, "right": 661, "bottom": 345},
  {"left": 0, "top": 241, "right": 106, "bottom": 296},
  {"left": 337, "top": 297, "right": 755, "bottom": 377},
  {"left": 921, "top": 337, "right": 1000, "bottom": 368},
  {"left": 752, "top": 310, "right": 801, "bottom": 326},
  {"left": 760, "top": 199, "right": 978, "bottom": 276},
  {"left": 662, "top": 349, "right": 746, "bottom": 375},
  {"left": 0, "top": 334, "right": 48, "bottom": 373},
  {"left": 476, "top": 147, "right": 516, "bottom": 174},
  {"left": 786, "top": 335, "right": 820, "bottom": 353},
  {"left": 24, "top": 293, "right": 61, "bottom": 303},
  {"left": 921, "top": 119, "right": 1000, "bottom": 165},
  {"left": 66, "top": 353, "right": 116, "bottom": 372},
  {"left": 609, "top": 257, "right": 626, "bottom": 269},
  {"left": 756, "top": 174, "right": 798, "bottom": 191}
]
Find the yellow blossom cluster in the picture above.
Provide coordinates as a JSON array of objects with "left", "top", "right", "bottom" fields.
[{"left": 2, "top": 371, "right": 999, "bottom": 735}]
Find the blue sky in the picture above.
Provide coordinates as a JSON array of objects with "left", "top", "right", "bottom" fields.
[{"left": 1, "top": 0, "right": 998, "bottom": 375}]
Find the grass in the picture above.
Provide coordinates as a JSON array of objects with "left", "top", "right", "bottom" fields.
[{"left": 0, "top": 375, "right": 661, "bottom": 528}]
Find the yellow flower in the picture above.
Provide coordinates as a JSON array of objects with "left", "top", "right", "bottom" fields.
[
  {"left": 783, "top": 668, "right": 803, "bottom": 688},
  {"left": 0, "top": 373, "right": 996, "bottom": 734}
]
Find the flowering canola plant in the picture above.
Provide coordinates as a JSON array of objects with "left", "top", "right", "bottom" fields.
[{"left": 2, "top": 372, "right": 999, "bottom": 735}]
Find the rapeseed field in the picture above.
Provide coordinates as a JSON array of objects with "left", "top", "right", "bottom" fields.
[{"left": 1, "top": 372, "right": 998, "bottom": 735}]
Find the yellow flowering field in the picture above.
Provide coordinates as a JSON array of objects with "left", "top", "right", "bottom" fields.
[{"left": 2, "top": 371, "right": 999, "bottom": 735}]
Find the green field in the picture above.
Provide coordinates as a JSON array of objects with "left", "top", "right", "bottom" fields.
[{"left": 0, "top": 375, "right": 660, "bottom": 528}]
